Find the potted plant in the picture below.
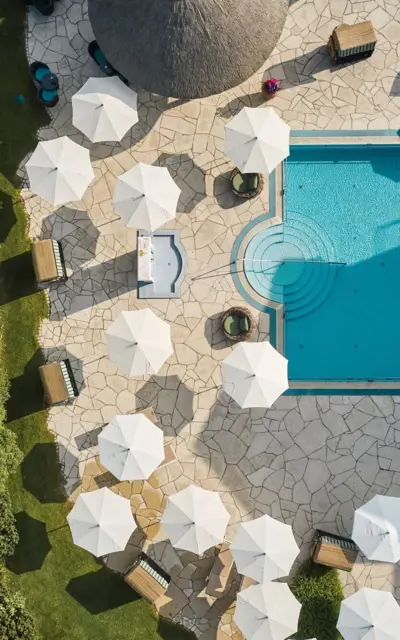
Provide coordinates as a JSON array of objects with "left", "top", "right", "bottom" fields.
[{"left": 262, "top": 77, "right": 280, "bottom": 100}]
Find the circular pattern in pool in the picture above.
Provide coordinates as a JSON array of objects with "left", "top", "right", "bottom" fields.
[{"left": 244, "top": 213, "right": 337, "bottom": 319}]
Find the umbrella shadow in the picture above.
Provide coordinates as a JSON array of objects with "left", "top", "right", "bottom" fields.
[
  {"left": 390, "top": 72, "right": 400, "bottom": 97},
  {"left": 115, "top": 93, "right": 191, "bottom": 157},
  {"left": 204, "top": 313, "right": 231, "bottom": 350},
  {"left": 262, "top": 46, "right": 335, "bottom": 89},
  {"left": 216, "top": 47, "right": 335, "bottom": 123},
  {"left": 213, "top": 171, "right": 239, "bottom": 210},
  {"left": 48, "top": 250, "right": 137, "bottom": 320},
  {"left": 38, "top": 206, "right": 101, "bottom": 272},
  {"left": 216, "top": 92, "right": 266, "bottom": 120},
  {"left": 66, "top": 566, "right": 140, "bottom": 614},
  {"left": 0, "top": 251, "right": 37, "bottom": 305},
  {"left": 57, "top": 443, "right": 81, "bottom": 496},
  {"left": 94, "top": 470, "right": 120, "bottom": 490},
  {"left": 0, "top": 190, "right": 17, "bottom": 244},
  {"left": 136, "top": 375, "right": 196, "bottom": 435},
  {"left": 75, "top": 425, "right": 103, "bottom": 452},
  {"left": 158, "top": 564, "right": 239, "bottom": 636},
  {"left": 155, "top": 153, "right": 206, "bottom": 214},
  {"left": 21, "top": 442, "right": 67, "bottom": 504},
  {"left": 5, "top": 349, "right": 45, "bottom": 423},
  {"left": 6, "top": 511, "right": 52, "bottom": 574}
]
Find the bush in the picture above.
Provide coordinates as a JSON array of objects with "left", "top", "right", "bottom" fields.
[
  {"left": 0, "top": 342, "right": 8, "bottom": 426},
  {"left": 0, "top": 428, "right": 23, "bottom": 492},
  {"left": 0, "top": 575, "right": 37, "bottom": 639},
  {"left": 291, "top": 560, "right": 344, "bottom": 640},
  {"left": 0, "top": 492, "right": 18, "bottom": 559}
]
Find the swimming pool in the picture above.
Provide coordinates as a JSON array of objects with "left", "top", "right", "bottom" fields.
[{"left": 244, "top": 144, "right": 400, "bottom": 383}]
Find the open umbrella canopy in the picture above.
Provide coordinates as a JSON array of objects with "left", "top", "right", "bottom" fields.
[
  {"left": 231, "top": 514, "right": 300, "bottom": 583},
  {"left": 337, "top": 587, "right": 400, "bottom": 640},
  {"left": 113, "top": 163, "right": 181, "bottom": 232},
  {"left": 106, "top": 309, "right": 173, "bottom": 376},
  {"left": 161, "top": 485, "right": 230, "bottom": 554},
  {"left": 98, "top": 413, "right": 165, "bottom": 481},
  {"left": 222, "top": 342, "right": 288, "bottom": 409},
  {"left": 26, "top": 137, "right": 94, "bottom": 206},
  {"left": 67, "top": 487, "right": 137, "bottom": 557},
  {"left": 234, "top": 582, "right": 301, "bottom": 640},
  {"left": 225, "top": 107, "right": 290, "bottom": 174},
  {"left": 72, "top": 76, "right": 138, "bottom": 142},
  {"left": 352, "top": 495, "right": 400, "bottom": 563}
]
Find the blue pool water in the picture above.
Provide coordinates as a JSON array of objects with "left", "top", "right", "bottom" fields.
[{"left": 245, "top": 145, "right": 400, "bottom": 381}]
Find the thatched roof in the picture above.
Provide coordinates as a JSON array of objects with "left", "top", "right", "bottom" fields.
[{"left": 88, "top": 0, "right": 288, "bottom": 99}]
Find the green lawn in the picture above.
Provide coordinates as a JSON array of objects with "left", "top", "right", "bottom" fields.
[{"left": 0, "top": 3, "right": 192, "bottom": 638}]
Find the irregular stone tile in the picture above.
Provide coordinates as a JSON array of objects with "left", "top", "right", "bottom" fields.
[
  {"left": 299, "top": 396, "right": 319, "bottom": 422},
  {"left": 304, "top": 459, "right": 330, "bottom": 493},
  {"left": 295, "top": 421, "right": 331, "bottom": 455}
]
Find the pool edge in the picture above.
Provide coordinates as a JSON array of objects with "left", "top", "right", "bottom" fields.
[{"left": 230, "top": 130, "right": 400, "bottom": 396}]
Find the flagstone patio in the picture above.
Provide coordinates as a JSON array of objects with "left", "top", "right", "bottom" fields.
[{"left": 22, "top": 0, "right": 400, "bottom": 637}]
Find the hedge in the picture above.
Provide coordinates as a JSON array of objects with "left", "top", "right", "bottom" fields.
[{"left": 291, "top": 560, "right": 344, "bottom": 640}]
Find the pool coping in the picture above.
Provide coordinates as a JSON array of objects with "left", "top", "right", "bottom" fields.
[{"left": 231, "top": 130, "right": 400, "bottom": 395}]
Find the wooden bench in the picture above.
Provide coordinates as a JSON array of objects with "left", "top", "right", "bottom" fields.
[
  {"left": 312, "top": 530, "right": 358, "bottom": 571},
  {"left": 124, "top": 553, "right": 170, "bottom": 603},
  {"left": 32, "top": 239, "right": 66, "bottom": 285},
  {"left": 39, "top": 359, "right": 79, "bottom": 405}
]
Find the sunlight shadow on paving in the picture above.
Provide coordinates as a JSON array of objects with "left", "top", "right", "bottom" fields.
[
  {"left": 38, "top": 207, "right": 100, "bottom": 270},
  {"left": 155, "top": 152, "right": 206, "bottom": 214},
  {"left": 136, "top": 375, "right": 196, "bottom": 436},
  {"left": 48, "top": 250, "right": 137, "bottom": 320}
]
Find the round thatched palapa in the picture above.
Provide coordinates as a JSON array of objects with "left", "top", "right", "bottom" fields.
[{"left": 88, "top": 0, "right": 288, "bottom": 99}]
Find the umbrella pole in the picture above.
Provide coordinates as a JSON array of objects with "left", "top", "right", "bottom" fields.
[
  {"left": 96, "top": 217, "right": 120, "bottom": 228},
  {"left": 48, "top": 523, "right": 69, "bottom": 533}
]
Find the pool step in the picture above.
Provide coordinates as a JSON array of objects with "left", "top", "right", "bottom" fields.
[{"left": 244, "top": 212, "right": 338, "bottom": 319}]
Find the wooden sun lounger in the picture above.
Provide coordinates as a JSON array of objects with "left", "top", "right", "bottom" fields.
[
  {"left": 39, "top": 359, "right": 79, "bottom": 405},
  {"left": 124, "top": 553, "right": 170, "bottom": 603},
  {"left": 206, "top": 542, "right": 234, "bottom": 599},
  {"left": 312, "top": 530, "right": 358, "bottom": 571},
  {"left": 32, "top": 239, "right": 66, "bottom": 285}
]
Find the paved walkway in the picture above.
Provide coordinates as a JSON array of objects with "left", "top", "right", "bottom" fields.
[{"left": 23, "top": 0, "right": 400, "bottom": 636}]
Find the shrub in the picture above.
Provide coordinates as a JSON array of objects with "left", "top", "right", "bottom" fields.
[
  {"left": 0, "top": 344, "right": 8, "bottom": 426},
  {"left": 291, "top": 560, "right": 344, "bottom": 640},
  {"left": 0, "top": 428, "right": 23, "bottom": 493},
  {"left": 0, "top": 492, "right": 18, "bottom": 559},
  {"left": 0, "top": 575, "right": 37, "bottom": 639}
]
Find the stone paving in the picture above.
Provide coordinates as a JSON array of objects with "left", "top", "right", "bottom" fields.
[{"left": 21, "top": 0, "right": 400, "bottom": 637}]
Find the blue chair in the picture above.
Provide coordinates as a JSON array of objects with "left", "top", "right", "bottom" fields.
[
  {"left": 29, "top": 62, "right": 59, "bottom": 89},
  {"left": 30, "top": 61, "right": 51, "bottom": 84},
  {"left": 29, "top": 62, "right": 59, "bottom": 108},
  {"left": 37, "top": 88, "right": 59, "bottom": 107},
  {"left": 88, "top": 41, "right": 129, "bottom": 85}
]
